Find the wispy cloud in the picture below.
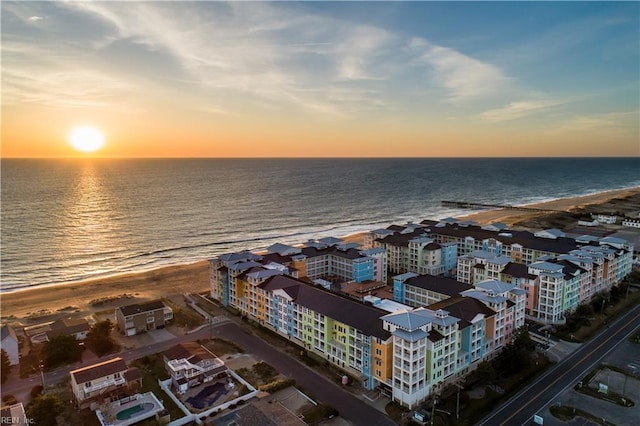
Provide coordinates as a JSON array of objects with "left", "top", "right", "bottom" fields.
[
  {"left": 555, "top": 112, "right": 638, "bottom": 134},
  {"left": 54, "top": 1, "right": 398, "bottom": 118},
  {"left": 479, "top": 99, "right": 568, "bottom": 122},
  {"left": 408, "top": 37, "right": 514, "bottom": 103}
]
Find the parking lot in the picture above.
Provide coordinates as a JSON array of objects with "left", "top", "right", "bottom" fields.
[{"left": 537, "top": 339, "right": 640, "bottom": 426}]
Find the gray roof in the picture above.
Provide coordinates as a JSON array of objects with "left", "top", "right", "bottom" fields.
[
  {"left": 247, "top": 269, "right": 283, "bottom": 280},
  {"left": 118, "top": 300, "right": 166, "bottom": 316},
  {"left": 47, "top": 317, "right": 90, "bottom": 338},
  {"left": 383, "top": 310, "right": 433, "bottom": 331},
  {"left": 461, "top": 289, "right": 507, "bottom": 304},
  {"left": 1, "top": 324, "right": 17, "bottom": 341},
  {"left": 392, "top": 328, "right": 428, "bottom": 342},
  {"left": 475, "top": 280, "right": 515, "bottom": 294},
  {"left": 267, "top": 243, "right": 301, "bottom": 256}
]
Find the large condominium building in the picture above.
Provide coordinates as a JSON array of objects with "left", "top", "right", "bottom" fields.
[
  {"left": 456, "top": 237, "right": 632, "bottom": 324},
  {"left": 381, "top": 276, "right": 525, "bottom": 409},
  {"left": 210, "top": 239, "right": 387, "bottom": 308},
  {"left": 210, "top": 249, "right": 526, "bottom": 408},
  {"left": 368, "top": 224, "right": 457, "bottom": 277}
]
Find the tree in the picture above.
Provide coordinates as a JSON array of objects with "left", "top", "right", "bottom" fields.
[
  {"left": 26, "top": 394, "right": 65, "bottom": 426},
  {"left": 495, "top": 327, "right": 536, "bottom": 374},
  {"left": 43, "top": 335, "right": 82, "bottom": 369},
  {"left": 86, "top": 319, "right": 117, "bottom": 356},
  {"left": 512, "top": 327, "right": 536, "bottom": 352},
  {"left": 475, "top": 361, "right": 497, "bottom": 385},
  {"left": 1, "top": 349, "right": 11, "bottom": 383}
]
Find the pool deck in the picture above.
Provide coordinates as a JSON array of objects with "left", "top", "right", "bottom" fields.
[{"left": 96, "top": 392, "right": 165, "bottom": 426}]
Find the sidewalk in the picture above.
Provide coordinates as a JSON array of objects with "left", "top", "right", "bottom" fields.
[{"left": 546, "top": 340, "right": 583, "bottom": 362}]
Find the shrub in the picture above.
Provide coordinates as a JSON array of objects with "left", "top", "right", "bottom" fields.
[
  {"left": 30, "top": 385, "right": 44, "bottom": 398},
  {"left": 2, "top": 394, "right": 17, "bottom": 405},
  {"left": 259, "top": 378, "right": 296, "bottom": 393}
]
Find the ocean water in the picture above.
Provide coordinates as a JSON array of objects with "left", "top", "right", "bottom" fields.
[{"left": 1, "top": 157, "right": 639, "bottom": 291}]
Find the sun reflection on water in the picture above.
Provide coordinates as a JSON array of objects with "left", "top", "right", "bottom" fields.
[{"left": 61, "top": 161, "right": 123, "bottom": 274}]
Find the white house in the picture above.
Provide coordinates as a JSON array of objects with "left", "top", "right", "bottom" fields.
[
  {"left": 70, "top": 357, "right": 142, "bottom": 409},
  {"left": 621, "top": 218, "right": 640, "bottom": 229},
  {"left": 1, "top": 324, "right": 19, "bottom": 365},
  {"left": 594, "top": 213, "right": 617, "bottom": 224},
  {"left": 163, "top": 342, "right": 227, "bottom": 394}
]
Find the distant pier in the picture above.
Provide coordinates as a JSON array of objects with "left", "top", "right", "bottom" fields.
[{"left": 441, "top": 200, "right": 560, "bottom": 213}]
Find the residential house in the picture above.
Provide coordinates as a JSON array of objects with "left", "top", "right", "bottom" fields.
[
  {"left": 116, "top": 300, "right": 173, "bottom": 336},
  {"left": 593, "top": 213, "right": 617, "bottom": 224},
  {"left": 0, "top": 324, "right": 19, "bottom": 365},
  {"left": 162, "top": 342, "right": 227, "bottom": 394},
  {"left": 0, "top": 403, "right": 27, "bottom": 425},
  {"left": 70, "top": 357, "right": 142, "bottom": 409},
  {"left": 622, "top": 217, "right": 640, "bottom": 229},
  {"left": 46, "top": 317, "right": 90, "bottom": 341}
]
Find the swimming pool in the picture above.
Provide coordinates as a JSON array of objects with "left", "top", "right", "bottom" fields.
[{"left": 115, "top": 402, "right": 155, "bottom": 420}]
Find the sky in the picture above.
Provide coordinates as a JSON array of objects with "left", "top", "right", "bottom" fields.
[{"left": 1, "top": 1, "right": 638, "bottom": 158}]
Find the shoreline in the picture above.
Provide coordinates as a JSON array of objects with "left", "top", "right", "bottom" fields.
[{"left": 2, "top": 186, "right": 639, "bottom": 324}]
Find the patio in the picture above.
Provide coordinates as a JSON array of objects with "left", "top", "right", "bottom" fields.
[
  {"left": 95, "top": 392, "right": 165, "bottom": 426},
  {"left": 180, "top": 376, "right": 242, "bottom": 413}
]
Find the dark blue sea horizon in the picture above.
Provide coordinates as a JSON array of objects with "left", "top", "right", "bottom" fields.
[{"left": 2, "top": 157, "right": 639, "bottom": 291}]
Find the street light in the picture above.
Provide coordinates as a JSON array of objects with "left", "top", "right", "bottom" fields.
[{"left": 39, "top": 360, "right": 46, "bottom": 394}]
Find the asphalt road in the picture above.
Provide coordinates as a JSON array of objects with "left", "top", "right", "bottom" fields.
[
  {"left": 3, "top": 316, "right": 395, "bottom": 425},
  {"left": 215, "top": 322, "right": 397, "bottom": 426},
  {"left": 476, "top": 302, "right": 640, "bottom": 426},
  {"left": 1, "top": 324, "right": 217, "bottom": 400}
]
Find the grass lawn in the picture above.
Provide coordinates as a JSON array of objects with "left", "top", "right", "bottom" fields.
[{"left": 131, "top": 355, "right": 185, "bottom": 421}]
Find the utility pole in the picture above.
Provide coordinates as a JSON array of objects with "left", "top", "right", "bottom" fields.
[
  {"left": 39, "top": 360, "right": 46, "bottom": 394},
  {"left": 456, "top": 382, "right": 462, "bottom": 419},
  {"left": 431, "top": 394, "right": 437, "bottom": 426}
]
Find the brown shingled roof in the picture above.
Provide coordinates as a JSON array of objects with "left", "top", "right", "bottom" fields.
[
  {"left": 71, "top": 358, "right": 127, "bottom": 384},
  {"left": 163, "top": 342, "right": 218, "bottom": 363}
]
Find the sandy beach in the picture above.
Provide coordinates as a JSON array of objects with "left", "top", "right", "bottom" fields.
[{"left": 2, "top": 187, "right": 638, "bottom": 325}]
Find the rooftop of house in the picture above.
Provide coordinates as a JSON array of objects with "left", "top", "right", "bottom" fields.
[
  {"left": 70, "top": 357, "right": 128, "bottom": 384},
  {"left": 118, "top": 300, "right": 167, "bottom": 316},
  {"left": 0, "top": 403, "right": 26, "bottom": 423},
  {"left": 0, "top": 324, "right": 17, "bottom": 341},
  {"left": 47, "top": 317, "right": 90, "bottom": 338},
  {"left": 163, "top": 342, "right": 221, "bottom": 365}
]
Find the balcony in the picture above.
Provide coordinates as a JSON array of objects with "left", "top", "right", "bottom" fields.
[{"left": 83, "top": 376, "right": 126, "bottom": 394}]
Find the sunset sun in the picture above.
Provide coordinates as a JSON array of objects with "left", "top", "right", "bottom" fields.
[{"left": 68, "top": 126, "right": 105, "bottom": 153}]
